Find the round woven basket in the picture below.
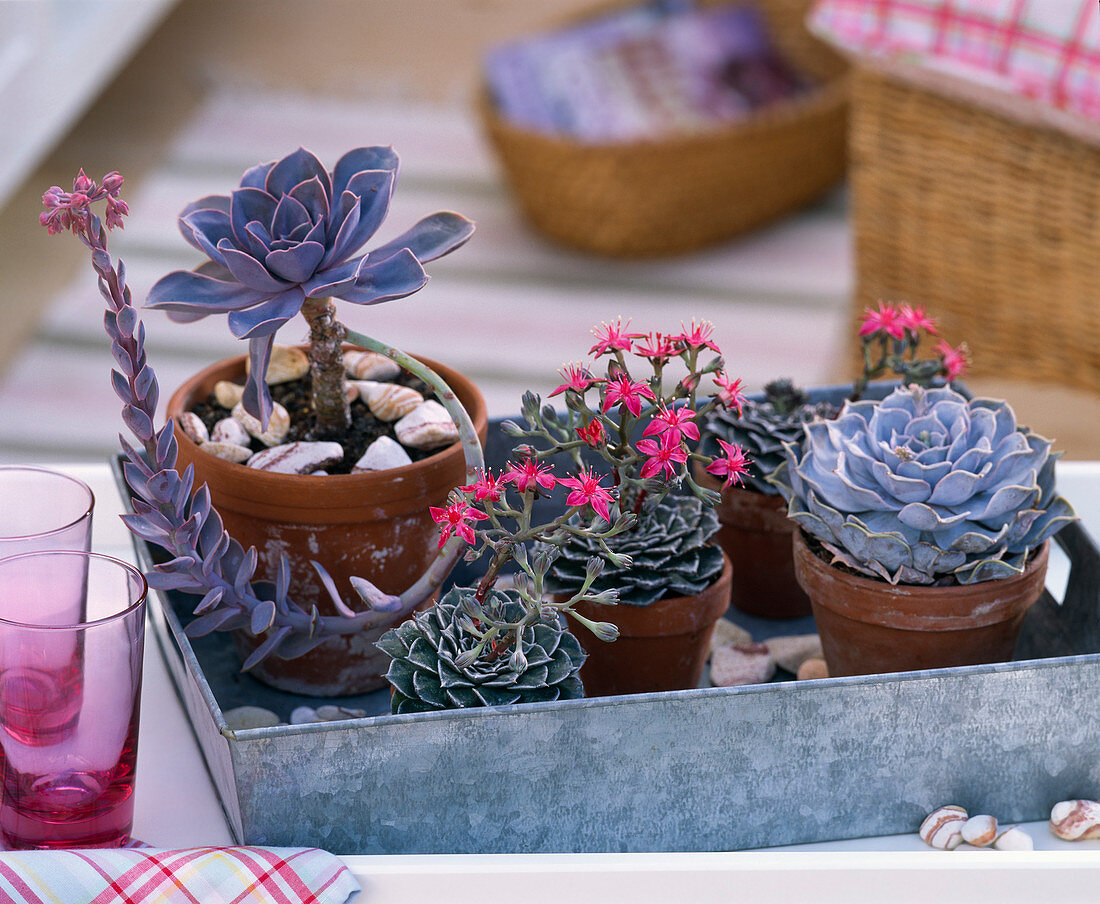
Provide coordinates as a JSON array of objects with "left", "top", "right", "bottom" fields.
[{"left": 479, "top": 0, "right": 849, "bottom": 258}]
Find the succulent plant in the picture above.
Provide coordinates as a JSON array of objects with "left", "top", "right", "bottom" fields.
[
  {"left": 702, "top": 379, "right": 838, "bottom": 494},
  {"left": 146, "top": 146, "right": 474, "bottom": 434},
  {"left": 376, "top": 587, "right": 587, "bottom": 713},
  {"left": 770, "top": 384, "right": 1076, "bottom": 585},
  {"left": 543, "top": 494, "right": 725, "bottom": 605}
]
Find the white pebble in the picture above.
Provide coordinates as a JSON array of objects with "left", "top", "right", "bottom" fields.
[
  {"left": 232, "top": 401, "right": 290, "bottom": 446},
  {"left": 224, "top": 705, "right": 281, "bottom": 730},
  {"left": 710, "top": 643, "right": 775, "bottom": 687},
  {"left": 247, "top": 441, "right": 344, "bottom": 475},
  {"left": 214, "top": 380, "right": 245, "bottom": 409},
  {"left": 394, "top": 400, "right": 459, "bottom": 450},
  {"left": 201, "top": 441, "right": 252, "bottom": 464},
  {"left": 178, "top": 411, "right": 209, "bottom": 445},
  {"left": 353, "top": 436, "right": 413, "bottom": 472},
  {"left": 211, "top": 417, "right": 251, "bottom": 447},
  {"left": 344, "top": 349, "right": 400, "bottom": 381}
]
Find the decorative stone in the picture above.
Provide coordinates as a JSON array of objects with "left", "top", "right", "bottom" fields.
[
  {"left": 394, "top": 401, "right": 459, "bottom": 450},
  {"left": 214, "top": 380, "right": 245, "bottom": 409},
  {"left": 247, "top": 441, "right": 344, "bottom": 475},
  {"left": 232, "top": 401, "right": 290, "bottom": 446},
  {"left": 353, "top": 436, "right": 413, "bottom": 472},
  {"left": 993, "top": 826, "right": 1034, "bottom": 851},
  {"left": 315, "top": 705, "right": 367, "bottom": 721},
  {"left": 223, "top": 706, "right": 281, "bottom": 731},
  {"left": 1050, "top": 800, "right": 1100, "bottom": 840},
  {"left": 178, "top": 411, "right": 209, "bottom": 445},
  {"left": 709, "top": 618, "right": 752, "bottom": 652},
  {"left": 710, "top": 642, "right": 775, "bottom": 687},
  {"left": 765, "top": 634, "right": 823, "bottom": 674},
  {"left": 200, "top": 441, "right": 252, "bottom": 464},
  {"left": 290, "top": 706, "right": 319, "bottom": 724},
  {"left": 796, "top": 658, "right": 829, "bottom": 681},
  {"left": 211, "top": 417, "right": 251, "bottom": 447},
  {"left": 354, "top": 381, "right": 423, "bottom": 421},
  {"left": 344, "top": 349, "right": 400, "bottom": 381},
  {"left": 251, "top": 345, "right": 309, "bottom": 385},
  {"left": 919, "top": 805, "right": 968, "bottom": 850},
  {"left": 961, "top": 814, "right": 998, "bottom": 847}
]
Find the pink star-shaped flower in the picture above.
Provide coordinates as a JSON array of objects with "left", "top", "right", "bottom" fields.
[
  {"left": 602, "top": 376, "right": 655, "bottom": 417},
  {"left": 636, "top": 434, "right": 688, "bottom": 481},
  {"left": 634, "top": 332, "right": 678, "bottom": 365},
  {"left": 642, "top": 405, "right": 699, "bottom": 446},
  {"left": 705, "top": 439, "right": 751, "bottom": 490},
  {"left": 897, "top": 303, "right": 938, "bottom": 336},
  {"left": 936, "top": 340, "right": 970, "bottom": 380},
  {"left": 429, "top": 499, "right": 489, "bottom": 548},
  {"left": 502, "top": 458, "right": 556, "bottom": 494},
  {"left": 589, "top": 318, "right": 645, "bottom": 357},
  {"left": 713, "top": 372, "right": 746, "bottom": 416},
  {"left": 549, "top": 362, "right": 599, "bottom": 398},
  {"left": 558, "top": 468, "right": 615, "bottom": 523},
  {"left": 859, "top": 302, "right": 906, "bottom": 340},
  {"left": 461, "top": 469, "right": 503, "bottom": 502},
  {"left": 674, "top": 319, "right": 721, "bottom": 353},
  {"left": 575, "top": 419, "right": 605, "bottom": 447}
]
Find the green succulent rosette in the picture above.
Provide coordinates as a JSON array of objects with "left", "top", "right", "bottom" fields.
[
  {"left": 543, "top": 494, "right": 723, "bottom": 606},
  {"left": 377, "top": 586, "right": 586, "bottom": 713}
]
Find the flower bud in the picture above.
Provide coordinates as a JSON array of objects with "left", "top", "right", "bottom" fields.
[
  {"left": 508, "top": 647, "right": 528, "bottom": 673},
  {"left": 588, "top": 621, "right": 620, "bottom": 643},
  {"left": 453, "top": 649, "right": 479, "bottom": 670},
  {"left": 584, "top": 557, "right": 605, "bottom": 579},
  {"left": 500, "top": 420, "right": 524, "bottom": 437}
]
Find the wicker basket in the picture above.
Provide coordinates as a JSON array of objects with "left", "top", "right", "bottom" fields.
[
  {"left": 851, "top": 66, "right": 1100, "bottom": 394},
  {"left": 479, "top": 0, "right": 849, "bottom": 258}
]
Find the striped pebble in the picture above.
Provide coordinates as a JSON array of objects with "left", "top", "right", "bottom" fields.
[
  {"left": 343, "top": 349, "right": 400, "bottom": 381},
  {"left": 919, "top": 805, "right": 968, "bottom": 850},
  {"left": 247, "top": 442, "right": 344, "bottom": 474},
  {"left": 232, "top": 401, "right": 290, "bottom": 447},
  {"left": 394, "top": 401, "right": 459, "bottom": 450}
]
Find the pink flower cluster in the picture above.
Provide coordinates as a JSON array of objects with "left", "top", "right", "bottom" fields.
[
  {"left": 859, "top": 302, "right": 969, "bottom": 381},
  {"left": 40, "top": 170, "right": 129, "bottom": 236}
]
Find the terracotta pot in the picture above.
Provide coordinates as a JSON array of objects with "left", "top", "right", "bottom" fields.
[
  {"left": 695, "top": 465, "right": 810, "bottom": 619},
  {"left": 792, "top": 530, "right": 1050, "bottom": 677},
  {"left": 572, "top": 551, "right": 732, "bottom": 697},
  {"left": 167, "top": 348, "right": 488, "bottom": 697}
]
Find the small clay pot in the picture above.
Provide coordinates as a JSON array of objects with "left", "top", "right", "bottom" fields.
[
  {"left": 167, "top": 348, "right": 488, "bottom": 697},
  {"left": 572, "top": 551, "right": 733, "bottom": 697},
  {"left": 792, "top": 530, "right": 1050, "bottom": 677},
  {"left": 695, "top": 465, "right": 810, "bottom": 619}
]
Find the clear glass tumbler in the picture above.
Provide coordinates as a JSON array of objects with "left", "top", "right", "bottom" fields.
[
  {"left": 0, "top": 551, "right": 147, "bottom": 849},
  {"left": 0, "top": 466, "right": 94, "bottom": 556}
]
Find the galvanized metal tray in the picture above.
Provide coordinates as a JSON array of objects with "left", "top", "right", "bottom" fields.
[{"left": 113, "top": 404, "right": 1100, "bottom": 854}]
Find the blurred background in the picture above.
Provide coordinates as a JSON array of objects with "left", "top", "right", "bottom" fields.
[{"left": 0, "top": 0, "right": 1096, "bottom": 463}]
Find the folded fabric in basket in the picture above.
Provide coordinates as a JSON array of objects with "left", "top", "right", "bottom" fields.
[
  {"left": 810, "top": 0, "right": 1100, "bottom": 126},
  {"left": 0, "top": 846, "right": 360, "bottom": 904}
]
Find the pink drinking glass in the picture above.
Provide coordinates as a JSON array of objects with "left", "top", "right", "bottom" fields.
[
  {"left": 0, "top": 466, "right": 95, "bottom": 556},
  {"left": 0, "top": 551, "right": 147, "bottom": 849}
]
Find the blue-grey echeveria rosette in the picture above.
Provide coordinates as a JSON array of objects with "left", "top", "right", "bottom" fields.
[
  {"left": 145, "top": 146, "right": 474, "bottom": 422},
  {"left": 769, "top": 385, "right": 1076, "bottom": 585}
]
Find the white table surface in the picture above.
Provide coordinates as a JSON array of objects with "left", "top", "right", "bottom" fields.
[{"left": 66, "top": 461, "right": 1100, "bottom": 902}]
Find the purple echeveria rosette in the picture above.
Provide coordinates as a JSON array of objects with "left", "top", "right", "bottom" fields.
[
  {"left": 145, "top": 146, "right": 474, "bottom": 423},
  {"left": 769, "top": 385, "right": 1076, "bottom": 585}
]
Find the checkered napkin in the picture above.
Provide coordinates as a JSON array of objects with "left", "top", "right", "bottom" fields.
[
  {"left": 810, "top": 0, "right": 1100, "bottom": 130},
  {"left": 0, "top": 846, "right": 360, "bottom": 904}
]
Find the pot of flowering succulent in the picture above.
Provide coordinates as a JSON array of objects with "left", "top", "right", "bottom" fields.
[
  {"left": 376, "top": 322, "right": 751, "bottom": 706},
  {"left": 697, "top": 302, "right": 970, "bottom": 620},
  {"left": 770, "top": 383, "right": 1077, "bottom": 677},
  {"left": 501, "top": 321, "right": 750, "bottom": 697},
  {"left": 42, "top": 159, "right": 489, "bottom": 698}
]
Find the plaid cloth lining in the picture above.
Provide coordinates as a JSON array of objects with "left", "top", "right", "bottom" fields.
[
  {"left": 810, "top": 0, "right": 1100, "bottom": 123},
  {"left": 0, "top": 846, "right": 359, "bottom": 904}
]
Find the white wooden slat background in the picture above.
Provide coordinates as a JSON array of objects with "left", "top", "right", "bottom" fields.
[{"left": 0, "top": 89, "right": 851, "bottom": 463}]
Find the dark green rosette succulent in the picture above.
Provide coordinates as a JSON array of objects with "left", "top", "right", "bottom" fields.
[
  {"left": 376, "top": 586, "right": 587, "bottom": 713},
  {"left": 543, "top": 495, "right": 724, "bottom": 606},
  {"left": 702, "top": 379, "right": 837, "bottom": 495}
]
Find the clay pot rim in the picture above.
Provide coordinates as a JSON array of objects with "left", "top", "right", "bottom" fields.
[
  {"left": 166, "top": 346, "right": 488, "bottom": 494},
  {"left": 793, "top": 528, "right": 1050, "bottom": 631}
]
